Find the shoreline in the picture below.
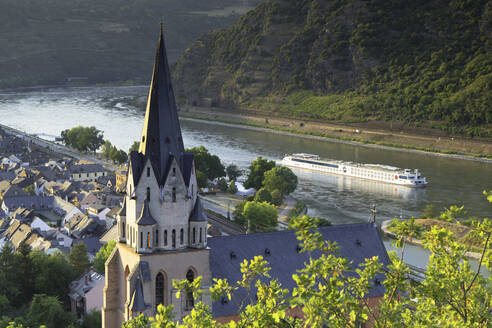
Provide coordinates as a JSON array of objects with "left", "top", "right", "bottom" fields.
[
  {"left": 180, "top": 115, "right": 492, "bottom": 164},
  {"left": 380, "top": 220, "right": 482, "bottom": 260}
]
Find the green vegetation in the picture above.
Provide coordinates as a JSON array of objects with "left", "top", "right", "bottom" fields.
[
  {"left": 227, "top": 179, "right": 238, "bottom": 194},
  {"left": 93, "top": 240, "right": 116, "bottom": 274},
  {"left": 254, "top": 187, "right": 273, "bottom": 204},
  {"left": 217, "top": 178, "right": 228, "bottom": 192},
  {"left": 124, "top": 202, "right": 492, "bottom": 327},
  {"left": 234, "top": 200, "right": 278, "bottom": 232},
  {"left": 186, "top": 146, "right": 225, "bottom": 181},
  {"left": 225, "top": 164, "right": 241, "bottom": 181},
  {"left": 128, "top": 141, "right": 140, "bottom": 154},
  {"left": 61, "top": 126, "right": 104, "bottom": 153},
  {"left": 244, "top": 157, "right": 275, "bottom": 190},
  {"left": 69, "top": 242, "right": 91, "bottom": 277},
  {"left": 101, "top": 140, "right": 128, "bottom": 164},
  {"left": 174, "top": 0, "right": 492, "bottom": 137},
  {"left": 0, "top": 0, "right": 263, "bottom": 89},
  {"left": 262, "top": 166, "right": 297, "bottom": 196}
]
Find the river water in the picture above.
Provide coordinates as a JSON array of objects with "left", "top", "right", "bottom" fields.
[{"left": 1, "top": 86, "right": 491, "bottom": 270}]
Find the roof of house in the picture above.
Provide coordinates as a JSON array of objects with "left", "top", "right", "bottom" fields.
[
  {"left": 130, "top": 277, "right": 148, "bottom": 312},
  {"left": 189, "top": 197, "right": 207, "bottom": 222},
  {"left": 69, "top": 269, "right": 105, "bottom": 299},
  {"left": 3, "top": 195, "right": 54, "bottom": 210},
  {"left": 207, "top": 223, "right": 390, "bottom": 318},
  {"left": 69, "top": 163, "right": 108, "bottom": 174}
]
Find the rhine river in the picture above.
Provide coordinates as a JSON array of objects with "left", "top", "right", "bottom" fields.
[{"left": 1, "top": 86, "right": 490, "bottom": 270}]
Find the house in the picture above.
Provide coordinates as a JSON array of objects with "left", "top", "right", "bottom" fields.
[
  {"left": 68, "top": 163, "right": 109, "bottom": 182},
  {"left": 69, "top": 269, "right": 105, "bottom": 321},
  {"left": 64, "top": 213, "right": 104, "bottom": 239},
  {"left": 115, "top": 168, "right": 127, "bottom": 193},
  {"left": 79, "top": 192, "right": 103, "bottom": 210},
  {"left": 2, "top": 195, "right": 54, "bottom": 215}
]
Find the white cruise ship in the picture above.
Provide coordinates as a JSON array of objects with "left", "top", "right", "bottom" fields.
[{"left": 281, "top": 153, "right": 427, "bottom": 187}]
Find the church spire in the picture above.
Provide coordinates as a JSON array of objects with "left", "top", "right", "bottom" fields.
[{"left": 138, "top": 23, "right": 185, "bottom": 181}]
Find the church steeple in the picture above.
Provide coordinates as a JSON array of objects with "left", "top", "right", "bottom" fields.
[{"left": 139, "top": 23, "right": 185, "bottom": 181}]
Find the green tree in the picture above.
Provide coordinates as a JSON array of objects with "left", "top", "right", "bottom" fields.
[
  {"left": 226, "top": 164, "right": 241, "bottom": 181},
  {"left": 61, "top": 126, "right": 104, "bottom": 153},
  {"left": 112, "top": 149, "right": 128, "bottom": 164},
  {"left": 195, "top": 170, "right": 208, "bottom": 189},
  {"left": 27, "top": 294, "right": 76, "bottom": 328},
  {"left": 420, "top": 204, "right": 439, "bottom": 219},
  {"left": 242, "top": 201, "right": 278, "bottom": 232},
  {"left": 227, "top": 179, "right": 238, "bottom": 194},
  {"left": 217, "top": 178, "right": 228, "bottom": 192},
  {"left": 22, "top": 184, "right": 35, "bottom": 195},
  {"left": 244, "top": 157, "right": 276, "bottom": 190},
  {"left": 69, "top": 242, "right": 90, "bottom": 277},
  {"left": 270, "top": 189, "right": 283, "bottom": 206},
  {"left": 187, "top": 146, "right": 225, "bottom": 180},
  {"left": 31, "top": 251, "right": 75, "bottom": 306},
  {"left": 15, "top": 242, "right": 35, "bottom": 306},
  {"left": 101, "top": 140, "right": 113, "bottom": 159},
  {"left": 82, "top": 310, "right": 102, "bottom": 328},
  {"left": 232, "top": 200, "right": 246, "bottom": 226},
  {"left": 254, "top": 187, "right": 272, "bottom": 204},
  {"left": 263, "top": 166, "right": 298, "bottom": 196},
  {"left": 93, "top": 241, "right": 116, "bottom": 274},
  {"left": 129, "top": 141, "right": 140, "bottom": 153}
]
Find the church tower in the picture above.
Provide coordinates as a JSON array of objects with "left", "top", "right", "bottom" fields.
[{"left": 103, "top": 25, "right": 211, "bottom": 328}]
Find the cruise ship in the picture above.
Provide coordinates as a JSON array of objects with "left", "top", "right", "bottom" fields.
[{"left": 281, "top": 153, "right": 427, "bottom": 187}]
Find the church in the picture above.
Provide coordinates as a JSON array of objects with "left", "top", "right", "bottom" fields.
[{"left": 102, "top": 26, "right": 390, "bottom": 328}]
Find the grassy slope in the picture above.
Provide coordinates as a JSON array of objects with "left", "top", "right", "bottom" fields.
[
  {"left": 0, "top": 0, "right": 262, "bottom": 88},
  {"left": 173, "top": 0, "right": 492, "bottom": 136}
]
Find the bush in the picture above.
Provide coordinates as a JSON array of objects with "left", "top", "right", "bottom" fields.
[
  {"left": 271, "top": 189, "right": 283, "bottom": 206},
  {"left": 227, "top": 180, "right": 238, "bottom": 194},
  {"left": 217, "top": 178, "right": 228, "bottom": 192},
  {"left": 254, "top": 188, "right": 273, "bottom": 204}
]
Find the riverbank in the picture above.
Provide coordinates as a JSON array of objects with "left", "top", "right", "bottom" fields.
[
  {"left": 381, "top": 219, "right": 482, "bottom": 260},
  {"left": 179, "top": 105, "right": 492, "bottom": 163}
]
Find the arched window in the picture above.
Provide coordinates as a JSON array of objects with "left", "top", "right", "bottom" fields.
[
  {"left": 192, "top": 227, "right": 196, "bottom": 244},
  {"left": 147, "top": 167, "right": 150, "bottom": 177},
  {"left": 180, "top": 228, "right": 184, "bottom": 245},
  {"left": 172, "top": 187, "right": 176, "bottom": 202},
  {"left": 124, "top": 266, "right": 130, "bottom": 303},
  {"left": 199, "top": 227, "right": 202, "bottom": 243},
  {"left": 146, "top": 187, "right": 150, "bottom": 201},
  {"left": 147, "top": 232, "right": 151, "bottom": 248},
  {"left": 164, "top": 230, "right": 168, "bottom": 246},
  {"left": 185, "top": 270, "right": 195, "bottom": 310},
  {"left": 122, "top": 222, "right": 126, "bottom": 238},
  {"left": 155, "top": 272, "right": 165, "bottom": 309},
  {"left": 172, "top": 229, "right": 176, "bottom": 248},
  {"left": 155, "top": 229, "right": 159, "bottom": 246},
  {"left": 140, "top": 232, "right": 143, "bottom": 248},
  {"left": 191, "top": 185, "right": 194, "bottom": 197},
  {"left": 172, "top": 167, "right": 176, "bottom": 176}
]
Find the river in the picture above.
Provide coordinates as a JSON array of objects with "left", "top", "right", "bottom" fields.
[{"left": 1, "top": 86, "right": 490, "bottom": 270}]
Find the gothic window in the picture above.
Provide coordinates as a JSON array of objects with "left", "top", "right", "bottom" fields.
[
  {"left": 147, "top": 187, "right": 150, "bottom": 201},
  {"left": 172, "top": 229, "right": 176, "bottom": 248},
  {"left": 147, "top": 232, "right": 151, "bottom": 248},
  {"left": 122, "top": 222, "right": 126, "bottom": 238},
  {"left": 199, "top": 227, "right": 202, "bottom": 243},
  {"left": 185, "top": 270, "right": 195, "bottom": 310},
  {"left": 173, "top": 167, "right": 176, "bottom": 176},
  {"left": 140, "top": 232, "right": 143, "bottom": 248},
  {"left": 155, "top": 272, "right": 165, "bottom": 309},
  {"left": 191, "top": 185, "right": 194, "bottom": 197},
  {"left": 165, "top": 137, "right": 170, "bottom": 144},
  {"left": 164, "top": 230, "right": 168, "bottom": 246},
  {"left": 192, "top": 227, "right": 196, "bottom": 244},
  {"left": 180, "top": 228, "right": 183, "bottom": 245},
  {"left": 155, "top": 229, "right": 159, "bottom": 246},
  {"left": 147, "top": 167, "right": 150, "bottom": 177},
  {"left": 172, "top": 187, "right": 176, "bottom": 202}
]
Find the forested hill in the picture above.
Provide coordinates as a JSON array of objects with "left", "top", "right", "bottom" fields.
[
  {"left": 173, "top": 0, "right": 492, "bottom": 136},
  {"left": 0, "top": 0, "right": 262, "bottom": 89}
]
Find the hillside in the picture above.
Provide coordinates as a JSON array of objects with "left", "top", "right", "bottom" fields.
[
  {"left": 173, "top": 0, "right": 492, "bottom": 136},
  {"left": 0, "top": 0, "right": 262, "bottom": 89}
]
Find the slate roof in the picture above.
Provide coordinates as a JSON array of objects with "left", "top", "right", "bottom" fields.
[
  {"left": 117, "top": 198, "right": 126, "bottom": 216},
  {"left": 69, "top": 163, "right": 108, "bottom": 174},
  {"left": 189, "top": 197, "right": 207, "bottom": 222},
  {"left": 130, "top": 277, "right": 148, "bottom": 312},
  {"left": 207, "top": 223, "right": 390, "bottom": 318},
  {"left": 138, "top": 261, "right": 152, "bottom": 282},
  {"left": 3, "top": 195, "right": 54, "bottom": 211},
  {"left": 136, "top": 200, "right": 156, "bottom": 226}
]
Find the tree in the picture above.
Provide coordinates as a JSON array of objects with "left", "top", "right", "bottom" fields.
[
  {"left": 226, "top": 164, "right": 241, "bottom": 181},
  {"left": 129, "top": 141, "right": 140, "bottom": 153},
  {"left": 195, "top": 170, "right": 208, "bottom": 189},
  {"left": 244, "top": 157, "right": 275, "bottom": 190},
  {"left": 112, "top": 149, "right": 128, "bottom": 164},
  {"left": 61, "top": 126, "right": 104, "bottom": 153},
  {"left": 227, "top": 179, "right": 238, "bottom": 194},
  {"left": 31, "top": 251, "right": 75, "bottom": 306},
  {"left": 27, "top": 294, "right": 76, "bottom": 328},
  {"left": 69, "top": 242, "right": 90, "bottom": 277},
  {"left": 270, "top": 189, "right": 283, "bottom": 206},
  {"left": 420, "top": 204, "right": 439, "bottom": 219},
  {"left": 82, "top": 310, "right": 102, "bottom": 328},
  {"left": 217, "top": 178, "right": 228, "bottom": 192},
  {"left": 15, "top": 242, "right": 35, "bottom": 306},
  {"left": 93, "top": 241, "right": 116, "bottom": 274},
  {"left": 22, "top": 184, "right": 35, "bottom": 195},
  {"left": 187, "top": 146, "right": 225, "bottom": 180},
  {"left": 242, "top": 201, "right": 278, "bottom": 232},
  {"left": 254, "top": 187, "right": 273, "bottom": 204},
  {"left": 263, "top": 166, "right": 298, "bottom": 196},
  {"left": 101, "top": 140, "right": 113, "bottom": 159}
]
